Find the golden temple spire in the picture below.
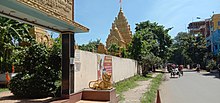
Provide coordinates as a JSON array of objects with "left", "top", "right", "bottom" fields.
[{"left": 106, "top": 2, "right": 132, "bottom": 49}]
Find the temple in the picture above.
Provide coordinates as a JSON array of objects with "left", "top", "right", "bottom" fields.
[
  {"left": 29, "top": 27, "right": 53, "bottom": 47},
  {"left": 19, "top": 27, "right": 53, "bottom": 47},
  {"left": 106, "top": 8, "right": 132, "bottom": 49}
]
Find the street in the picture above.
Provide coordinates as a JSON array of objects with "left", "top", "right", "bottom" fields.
[{"left": 160, "top": 70, "right": 220, "bottom": 103}]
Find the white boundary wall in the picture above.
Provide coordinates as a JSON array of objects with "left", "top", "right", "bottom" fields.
[{"left": 74, "top": 50, "right": 138, "bottom": 92}]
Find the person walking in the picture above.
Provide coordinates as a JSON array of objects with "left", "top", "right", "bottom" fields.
[
  {"left": 187, "top": 64, "right": 190, "bottom": 69},
  {"left": 196, "top": 64, "right": 200, "bottom": 72},
  {"left": 178, "top": 65, "right": 183, "bottom": 76}
]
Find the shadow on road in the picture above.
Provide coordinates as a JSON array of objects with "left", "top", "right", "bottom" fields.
[
  {"left": 169, "top": 76, "right": 179, "bottom": 79},
  {"left": 183, "top": 69, "right": 196, "bottom": 72},
  {"left": 202, "top": 72, "right": 220, "bottom": 79}
]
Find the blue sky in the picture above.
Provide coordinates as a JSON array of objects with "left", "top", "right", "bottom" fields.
[{"left": 68, "top": 0, "right": 220, "bottom": 45}]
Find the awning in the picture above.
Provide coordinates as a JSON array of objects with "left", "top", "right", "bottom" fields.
[{"left": 0, "top": 0, "right": 89, "bottom": 33}]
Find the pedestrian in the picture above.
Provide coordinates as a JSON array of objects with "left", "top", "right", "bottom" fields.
[
  {"left": 197, "top": 64, "right": 200, "bottom": 72},
  {"left": 178, "top": 65, "right": 183, "bottom": 76},
  {"left": 187, "top": 64, "right": 190, "bottom": 69}
]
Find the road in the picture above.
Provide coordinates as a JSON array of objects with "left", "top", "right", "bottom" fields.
[{"left": 160, "top": 70, "right": 220, "bottom": 103}]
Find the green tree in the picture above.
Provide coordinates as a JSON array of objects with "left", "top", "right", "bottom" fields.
[
  {"left": 108, "top": 43, "right": 120, "bottom": 56},
  {"left": 189, "top": 34, "right": 207, "bottom": 66},
  {"left": 128, "top": 21, "right": 171, "bottom": 75},
  {"left": 0, "top": 16, "right": 32, "bottom": 73},
  {"left": 120, "top": 47, "right": 128, "bottom": 58},
  {"left": 135, "top": 21, "right": 173, "bottom": 61},
  {"left": 128, "top": 29, "right": 157, "bottom": 62},
  {"left": 169, "top": 32, "right": 192, "bottom": 65},
  {"left": 9, "top": 41, "right": 61, "bottom": 98},
  {"left": 128, "top": 27, "right": 161, "bottom": 75},
  {"left": 170, "top": 32, "right": 208, "bottom": 68},
  {"left": 79, "top": 39, "right": 101, "bottom": 52},
  {"left": 142, "top": 53, "right": 161, "bottom": 75}
]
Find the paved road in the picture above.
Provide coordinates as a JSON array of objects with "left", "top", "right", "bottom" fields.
[{"left": 160, "top": 70, "right": 220, "bottom": 103}]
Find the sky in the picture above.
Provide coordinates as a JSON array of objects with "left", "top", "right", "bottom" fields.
[{"left": 64, "top": 0, "right": 220, "bottom": 45}]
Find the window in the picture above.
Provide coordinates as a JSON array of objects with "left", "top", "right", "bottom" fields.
[{"left": 218, "top": 21, "right": 220, "bottom": 26}]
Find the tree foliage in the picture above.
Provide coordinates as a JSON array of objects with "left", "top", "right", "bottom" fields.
[
  {"left": 108, "top": 43, "right": 120, "bottom": 56},
  {"left": 169, "top": 32, "right": 192, "bottom": 65},
  {"left": 129, "top": 20, "right": 172, "bottom": 62},
  {"left": 135, "top": 21, "right": 173, "bottom": 61},
  {"left": 128, "top": 29, "right": 157, "bottom": 62},
  {"left": 0, "top": 16, "right": 32, "bottom": 73},
  {"left": 188, "top": 34, "right": 207, "bottom": 65},
  {"left": 9, "top": 41, "right": 61, "bottom": 98},
  {"left": 169, "top": 32, "right": 208, "bottom": 67},
  {"left": 128, "top": 20, "right": 173, "bottom": 75},
  {"left": 79, "top": 39, "right": 101, "bottom": 52},
  {"left": 120, "top": 47, "right": 128, "bottom": 58}
]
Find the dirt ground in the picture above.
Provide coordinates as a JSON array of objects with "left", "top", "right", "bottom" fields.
[{"left": 121, "top": 73, "right": 159, "bottom": 103}]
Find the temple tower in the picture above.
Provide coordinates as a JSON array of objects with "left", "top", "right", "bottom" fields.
[
  {"left": 29, "top": 27, "right": 53, "bottom": 47},
  {"left": 106, "top": 8, "right": 132, "bottom": 49}
]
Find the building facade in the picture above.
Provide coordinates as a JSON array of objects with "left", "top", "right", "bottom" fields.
[
  {"left": 211, "top": 14, "right": 220, "bottom": 32},
  {"left": 206, "top": 29, "right": 220, "bottom": 54},
  {"left": 206, "top": 14, "right": 220, "bottom": 54},
  {"left": 212, "top": 30, "right": 220, "bottom": 55},
  {"left": 106, "top": 8, "right": 132, "bottom": 49},
  {"left": 188, "top": 19, "right": 211, "bottom": 37}
]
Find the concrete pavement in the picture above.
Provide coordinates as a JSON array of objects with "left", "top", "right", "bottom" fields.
[{"left": 160, "top": 70, "right": 220, "bottom": 103}]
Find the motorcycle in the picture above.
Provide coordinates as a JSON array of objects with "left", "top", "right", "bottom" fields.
[{"left": 170, "top": 68, "right": 180, "bottom": 78}]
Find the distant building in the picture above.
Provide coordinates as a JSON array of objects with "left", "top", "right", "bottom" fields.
[
  {"left": 206, "top": 29, "right": 220, "bottom": 55},
  {"left": 212, "top": 30, "right": 220, "bottom": 55},
  {"left": 106, "top": 8, "right": 132, "bottom": 49},
  {"left": 188, "top": 19, "right": 211, "bottom": 37},
  {"left": 206, "top": 14, "right": 220, "bottom": 54},
  {"left": 210, "top": 14, "right": 220, "bottom": 33}
]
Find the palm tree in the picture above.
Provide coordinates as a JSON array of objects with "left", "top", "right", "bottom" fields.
[{"left": 0, "top": 16, "right": 32, "bottom": 73}]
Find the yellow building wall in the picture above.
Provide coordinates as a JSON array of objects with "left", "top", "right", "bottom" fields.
[{"left": 212, "top": 14, "right": 220, "bottom": 31}]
